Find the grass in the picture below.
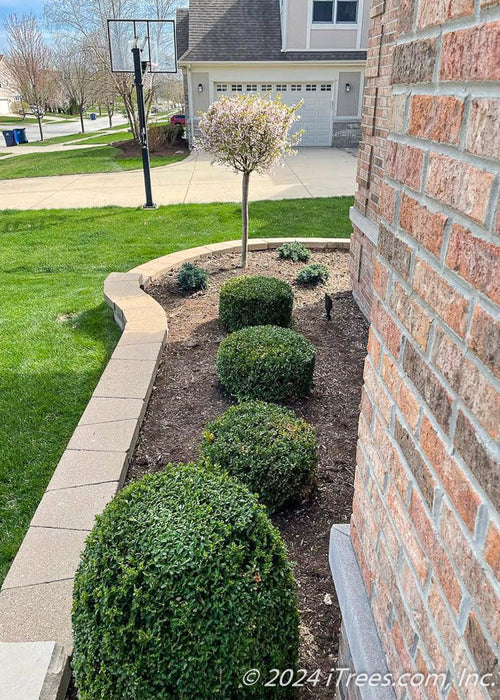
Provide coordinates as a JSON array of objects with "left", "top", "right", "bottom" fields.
[
  {"left": 0, "top": 197, "right": 352, "bottom": 584},
  {"left": 70, "top": 131, "right": 133, "bottom": 146},
  {"left": 0, "top": 116, "right": 38, "bottom": 125},
  {"left": 0, "top": 145, "right": 185, "bottom": 179},
  {"left": 19, "top": 127, "right": 131, "bottom": 147}
]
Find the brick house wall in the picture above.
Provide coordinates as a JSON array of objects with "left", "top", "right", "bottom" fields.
[{"left": 345, "top": 0, "right": 500, "bottom": 696}]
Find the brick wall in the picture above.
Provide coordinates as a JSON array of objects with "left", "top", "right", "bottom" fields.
[{"left": 348, "top": 0, "right": 500, "bottom": 696}]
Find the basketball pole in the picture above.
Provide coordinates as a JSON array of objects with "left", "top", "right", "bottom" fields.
[{"left": 132, "top": 46, "right": 156, "bottom": 210}]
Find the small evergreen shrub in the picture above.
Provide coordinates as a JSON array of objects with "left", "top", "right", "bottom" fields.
[
  {"left": 216, "top": 325, "right": 315, "bottom": 401},
  {"left": 296, "top": 263, "right": 330, "bottom": 286},
  {"left": 219, "top": 275, "right": 293, "bottom": 331},
  {"left": 276, "top": 241, "right": 312, "bottom": 263},
  {"left": 201, "top": 400, "right": 317, "bottom": 513},
  {"left": 177, "top": 262, "right": 209, "bottom": 292},
  {"left": 72, "top": 462, "right": 299, "bottom": 700}
]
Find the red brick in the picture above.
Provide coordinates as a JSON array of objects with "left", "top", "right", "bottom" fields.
[
  {"left": 440, "top": 505, "right": 500, "bottom": 648},
  {"left": 409, "top": 491, "right": 463, "bottom": 613},
  {"left": 390, "top": 93, "right": 407, "bottom": 133},
  {"left": 390, "top": 281, "right": 433, "bottom": 350},
  {"left": 374, "top": 416, "right": 409, "bottom": 499},
  {"left": 395, "top": 416, "right": 436, "bottom": 509},
  {"left": 379, "top": 226, "right": 412, "bottom": 281},
  {"left": 468, "top": 305, "right": 500, "bottom": 379},
  {"left": 466, "top": 98, "right": 500, "bottom": 159},
  {"left": 391, "top": 39, "right": 437, "bottom": 84},
  {"left": 409, "top": 95, "right": 464, "bottom": 145},
  {"left": 464, "top": 612, "right": 500, "bottom": 679},
  {"left": 397, "top": 379, "right": 420, "bottom": 431},
  {"left": 364, "top": 359, "right": 393, "bottom": 425},
  {"left": 380, "top": 181, "right": 397, "bottom": 223},
  {"left": 386, "top": 141, "right": 425, "bottom": 190},
  {"left": 371, "top": 297, "right": 403, "bottom": 358},
  {"left": 445, "top": 224, "right": 500, "bottom": 305},
  {"left": 484, "top": 523, "right": 500, "bottom": 582},
  {"left": 418, "top": 0, "right": 474, "bottom": 27},
  {"left": 420, "top": 416, "right": 481, "bottom": 532},
  {"left": 440, "top": 23, "right": 500, "bottom": 82},
  {"left": 413, "top": 259, "right": 470, "bottom": 337},
  {"left": 373, "top": 258, "right": 389, "bottom": 299},
  {"left": 399, "top": 194, "right": 447, "bottom": 258},
  {"left": 388, "top": 484, "right": 429, "bottom": 585},
  {"left": 425, "top": 153, "right": 494, "bottom": 224},
  {"left": 432, "top": 328, "right": 500, "bottom": 440},
  {"left": 367, "top": 327, "right": 382, "bottom": 367}
]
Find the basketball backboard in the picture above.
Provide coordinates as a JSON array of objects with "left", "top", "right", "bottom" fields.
[{"left": 107, "top": 19, "right": 177, "bottom": 73}]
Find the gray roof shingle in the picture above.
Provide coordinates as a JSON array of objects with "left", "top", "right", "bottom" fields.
[
  {"left": 178, "top": 0, "right": 366, "bottom": 63},
  {"left": 176, "top": 9, "right": 189, "bottom": 60}
]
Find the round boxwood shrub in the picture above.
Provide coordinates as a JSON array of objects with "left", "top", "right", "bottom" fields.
[
  {"left": 276, "top": 241, "right": 312, "bottom": 263},
  {"left": 216, "top": 325, "right": 315, "bottom": 402},
  {"left": 177, "top": 262, "right": 209, "bottom": 292},
  {"left": 219, "top": 275, "right": 293, "bottom": 331},
  {"left": 72, "top": 462, "right": 299, "bottom": 700},
  {"left": 201, "top": 400, "right": 317, "bottom": 513},
  {"left": 296, "top": 263, "right": 330, "bottom": 286}
]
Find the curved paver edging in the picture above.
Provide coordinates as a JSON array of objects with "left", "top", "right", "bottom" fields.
[{"left": 0, "top": 237, "right": 349, "bottom": 700}]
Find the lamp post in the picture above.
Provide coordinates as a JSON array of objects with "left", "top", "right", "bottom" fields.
[{"left": 132, "top": 44, "right": 155, "bottom": 210}]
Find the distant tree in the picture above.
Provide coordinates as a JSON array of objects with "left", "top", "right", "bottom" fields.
[
  {"left": 198, "top": 94, "right": 302, "bottom": 267},
  {"left": 58, "top": 41, "right": 97, "bottom": 133},
  {"left": 4, "top": 13, "right": 53, "bottom": 141}
]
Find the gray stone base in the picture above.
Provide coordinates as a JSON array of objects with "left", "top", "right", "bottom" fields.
[
  {"left": 329, "top": 524, "right": 396, "bottom": 700},
  {"left": 0, "top": 642, "right": 70, "bottom": 700},
  {"left": 332, "top": 121, "right": 361, "bottom": 148}
]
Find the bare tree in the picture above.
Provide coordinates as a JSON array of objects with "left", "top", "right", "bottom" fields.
[
  {"left": 4, "top": 13, "right": 54, "bottom": 141},
  {"left": 58, "top": 41, "right": 97, "bottom": 133},
  {"left": 45, "top": 0, "right": 184, "bottom": 139}
]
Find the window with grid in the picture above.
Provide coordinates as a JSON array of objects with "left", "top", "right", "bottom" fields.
[
  {"left": 216, "top": 84, "right": 228, "bottom": 92},
  {"left": 320, "top": 84, "right": 332, "bottom": 91},
  {"left": 306, "top": 84, "right": 317, "bottom": 92},
  {"left": 261, "top": 84, "right": 272, "bottom": 91},
  {"left": 231, "top": 84, "right": 243, "bottom": 92},
  {"left": 276, "top": 84, "right": 288, "bottom": 91},
  {"left": 291, "top": 84, "right": 302, "bottom": 91},
  {"left": 312, "top": 0, "right": 358, "bottom": 23},
  {"left": 246, "top": 84, "right": 258, "bottom": 91}
]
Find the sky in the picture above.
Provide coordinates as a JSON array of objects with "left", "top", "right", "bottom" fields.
[{"left": 0, "top": 0, "right": 45, "bottom": 52}]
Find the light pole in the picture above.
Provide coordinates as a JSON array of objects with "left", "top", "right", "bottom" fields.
[{"left": 132, "top": 45, "right": 155, "bottom": 210}]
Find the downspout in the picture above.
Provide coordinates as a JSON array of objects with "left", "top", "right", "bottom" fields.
[{"left": 186, "top": 65, "right": 195, "bottom": 150}]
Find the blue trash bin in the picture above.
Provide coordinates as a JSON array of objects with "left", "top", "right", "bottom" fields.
[
  {"left": 90, "top": 113, "right": 97, "bottom": 121},
  {"left": 2, "top": 130, "right": 16, "bottom": 147},
  {"left": 13, "top": 128, "right": 28, "bottom": 144}
]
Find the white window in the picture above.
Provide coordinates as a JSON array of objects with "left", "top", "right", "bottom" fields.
[
  {"left": 312, "top": 0, "right": 358, "bottom": 23},
  {"left": 231, "top": 84, "right": 243, "bottom": 92},
  {"left": 291, "top": 84, "right": 302, "bottom": 91},
  {"left": 306, "top": 84, "right": 317, "bottom": 92},
  {"left": 246, "top": 84, "right": 258, "bottom": 92},
  {"left": 276, "top": 84, "right": 288, "bottom": 92},
  {"left": 216, "top": 83, "right": 228, "bottom": 92},
  {"left": 261, "top": 84, "right": 272, "bottom": 91},
  {"left": 320, "top": 84, "right": 332, "bottom": 91}
]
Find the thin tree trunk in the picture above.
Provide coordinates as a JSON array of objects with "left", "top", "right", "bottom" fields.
[
  {"left": 79, "top": 109, "right": 85, "bottom": 134},
  {"left": 108, "top": 111, "right": 113, "bottom": 128},
  {"left": 37, "top": 116, "right": 43, "bottom": 141},
  {"left": 241, "top": 171, "right": 250, "bottom": 268}
]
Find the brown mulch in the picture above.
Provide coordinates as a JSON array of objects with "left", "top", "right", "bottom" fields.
[
  {"left": 115, "top": 138, "right": 189, "bottom": 158},
  {"left": 126, "top": 248, "right": 369, "bottom": 697}
]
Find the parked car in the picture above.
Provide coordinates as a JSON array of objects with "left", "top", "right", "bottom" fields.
[{"left": 170, "top": 114, "right": 186, "bottom": 126}]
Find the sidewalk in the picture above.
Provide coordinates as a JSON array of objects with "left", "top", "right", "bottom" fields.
[{"left": 0, "top": 148, "right": 357, "bottom": 210}]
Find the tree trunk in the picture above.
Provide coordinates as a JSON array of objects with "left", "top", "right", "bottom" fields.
[
  {"left": 79, "top": 109, "right": 85, "bottom": 134},
  {"left": 37, "top": 116, "right": 43, "bottom": 141},
  {"left": 240, "top": 171, "right": 250, "bottom": 268},
  {"left": 108, "top": 112, "right": 113, "bottom": 128}
]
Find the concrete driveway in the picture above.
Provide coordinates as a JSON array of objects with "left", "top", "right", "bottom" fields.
[{"left": 0, "top": 148, "right": 357, "bottom": 210}]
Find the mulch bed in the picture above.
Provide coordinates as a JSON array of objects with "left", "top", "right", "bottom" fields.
[
  {"left": 114, "top": 138, "right": 189, "bottom": 158},
  {"left": 126, "top": 248, "right": 369, "bottom": 697}
]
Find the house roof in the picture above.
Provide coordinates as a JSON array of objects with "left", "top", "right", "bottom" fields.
[
  {"left": 176, "top": 9, "right": 189, "bottom": 60},
  {"left": 178, "top": 0, "right": 366, "bottom": 63}
]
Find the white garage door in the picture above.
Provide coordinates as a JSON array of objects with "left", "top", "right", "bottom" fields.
[{"left": 213, "top": 82, "right": 334, "bottom": 147}]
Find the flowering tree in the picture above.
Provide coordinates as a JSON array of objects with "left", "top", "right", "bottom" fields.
[{"left": 197, "top": 94, "right": 302, "bottom": 267}]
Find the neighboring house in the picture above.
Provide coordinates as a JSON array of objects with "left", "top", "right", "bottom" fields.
[
  {"left": 177, "top": 0, "right": 368, "bottom": 148},
  {"left": 0, "top": 55, "right": 20, "bottom": 116}
]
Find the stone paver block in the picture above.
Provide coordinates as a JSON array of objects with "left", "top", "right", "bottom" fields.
[
  {"left": 263, "top": 237, "right": 330, "bottom": 249},
  {"left": 31, "top": 482, "right": 118, "bottom": 531},
  {"left": 111, "top": 341, "right": 163, "bottom": 361},
  {"left": 67, "top": 419, "right": 139, "bottom": 453},
  {"left": 92, "top": 358, "right": 157, "bottom": 399},
  {"left": 0, "top": 641, "right": 70, "bottom": 700},
  {"left": 0, "top": 580, "right": 74, "bottom": 651},
  {"left": 120, "top": 307, "right": 167, "bottom": 333},
  {"left": 78, "top": 396, "right": 144, "bottom": 426},
  {"left": 248, "top": 238, "right": 270, "bottom": 250},
  {"left": 118, "top": 329, "right": 167, "bottom": 346},
  {"left": 47, "top": 450, "right": 128, "bottom": 491},
  {"left": 2, "top": 528, "right": 88, "bottom": 590}
]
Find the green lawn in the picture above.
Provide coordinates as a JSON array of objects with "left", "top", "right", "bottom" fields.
[
  {"left": 0, "top": 145, "right": 185, "bottom": 179},
  {"left": 0, "top": 197, "right": 352, "bottom": 584},
  {"left": 0, "top": 116, "right": 38, "bottom": 125},
  {"left": 70, "top": 131, "right": 133, "bottom": 146}
]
